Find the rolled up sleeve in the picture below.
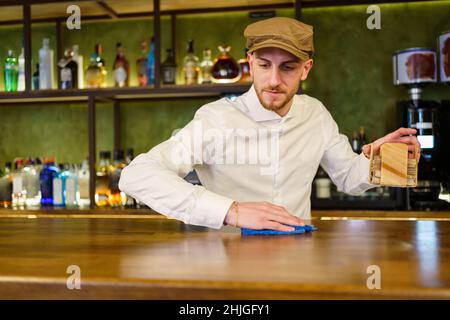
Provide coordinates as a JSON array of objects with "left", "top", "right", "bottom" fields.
[{"left": 319, "top": 108, "right": 376, "bottom": 195}]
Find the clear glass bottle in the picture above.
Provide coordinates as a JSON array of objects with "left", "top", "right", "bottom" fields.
[
  {"left": 72, "top": 45, "right": 84, "bottom": 89},
  {"left": 39, "top": 157, "right": 60, "bottom": 206},
  {"left": 4, "top": 50, "right": 18, "bottom": 92},
  {"left": 64, "top": 164, "right": 78, "bottom": 208},
  {"left": 23, "top": 158, "right": 41, "bottom": 207},
  {"left": 161, "top": 48, "right": 177, "bottom": 85},
  {"left": 18, "top": 47, "right": 25, "bottom": 91},
  {"left": 78, "top": 159, "right": 90, "bottom": 208},
  {"left": 58, "top": 48, "right": 78, "bottom": 89},
  {"left": 52, "top": 164, "right": 65, "bottom": 207},
  {"left": 109, "top": 149, "right": 127, "bottom": 207},
  {"left": 95, "top": 151, "right": 113, "bottom": 207},
  {"left": 0, "top": 162, "right": 13, "bottom": 208},
  {"left": 38, "top": 38, "right": 54, "bottom": 90},
  {"left": 12, "top": 159, "right": 26, "bottom": 208},
  {"left": 238, "top": 49, "right": 252, "bottom": 83},
  {"left": 200, "top": 48, "right": 213, "bottom": 84},
  {"left": 147, "top": 37, "right": 155, "bottom": 86},
  {"left": 136, "top": 41, "right": 148, "bottom": 86},
  {"left": 113, "top": 42, "right": 130, "bottom": 88},
  {"left": 211, "top": 45, "right": 241, "bottom": 83},
  {"left": 183, "top": 39, "right": 199, "bottom": 85}
]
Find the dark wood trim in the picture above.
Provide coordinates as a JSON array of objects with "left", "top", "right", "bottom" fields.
[
  {"left": 88, "top": 95, "right": 96, "bottom": 209},
  {"left": 23, "top": 4, "right": 32, "bottom": 93},
  {"left": 56, "top": 20, "right": 63, "bottom": 87},
  {"left": 295, "top": 0, "right": 302, "bottom": 20},
  {"left": 153, "top": 0, "right": 161, "bottom": 88},
  {"left": 171, "top": 14, "right": 177, "bottom": 63},
  {"left": 113, "top": 100, "right": 121, "bottom": 151},
  {"left": 0, "top": 84, "right": 252, "bottom": 102},
  {"left": 0, "top": 1, "right": 437, "bottom": 26},
  {"left": 95, "top": 1, "right": 119, "bottom": 19}
]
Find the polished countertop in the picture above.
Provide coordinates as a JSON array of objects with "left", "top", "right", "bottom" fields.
[{"left": 0, "top": 210, "right": 450, "bottom": 299}]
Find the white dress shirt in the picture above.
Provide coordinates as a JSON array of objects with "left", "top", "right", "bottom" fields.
[{"left": 119, "top": 85, "right": 375, "bottom": 229}]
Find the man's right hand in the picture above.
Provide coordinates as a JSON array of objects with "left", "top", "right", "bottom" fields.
[{"left": 224, "top": 201, "right": 305, "bottom": 232}]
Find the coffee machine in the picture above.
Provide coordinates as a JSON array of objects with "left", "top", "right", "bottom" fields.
[
  {"left": 440, "top": 100, "right": 450, "bottom": 195},
  {"left": 393, "top": 48, "right": 449, "bottom": 210}
]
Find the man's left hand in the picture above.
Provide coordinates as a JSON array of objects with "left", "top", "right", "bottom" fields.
[{"left": 361, "top": 127, "right": 421, "bottom": 161}]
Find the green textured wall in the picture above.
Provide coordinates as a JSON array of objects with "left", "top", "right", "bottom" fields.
[{"left": 1, "top": 1, "right": 450, "bottom": 167}]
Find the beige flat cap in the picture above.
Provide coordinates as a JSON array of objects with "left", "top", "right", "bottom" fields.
[{"left": 244, "top": 17, "right": 314, "bottom": 61}]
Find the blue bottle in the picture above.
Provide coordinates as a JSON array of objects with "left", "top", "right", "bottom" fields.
[
  {"left": 147, "top": 37, "right": 155, "bottom": 86},
  {"left": 39, "top": 157, "right": 60, "bottom": 205}
]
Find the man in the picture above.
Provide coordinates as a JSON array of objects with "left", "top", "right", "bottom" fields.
[{"left": 119, "top": 17, "right": 419, "bottom": 232}]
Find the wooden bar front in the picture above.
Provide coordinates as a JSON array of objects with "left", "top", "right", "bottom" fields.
[{"left": 0, "top": 211, "right": 450, "bottom": 299}]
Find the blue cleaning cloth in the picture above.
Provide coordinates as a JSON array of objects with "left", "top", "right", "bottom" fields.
[{"left": 241, "top": 224, "right": 317, "bottom": 236}]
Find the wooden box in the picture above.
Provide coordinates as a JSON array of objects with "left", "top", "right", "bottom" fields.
[{"left": 369, "top": 143, "right": 418, "bottom": 187}]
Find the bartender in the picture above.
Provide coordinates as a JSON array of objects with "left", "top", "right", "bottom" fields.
[{"left": 119, "top": 17, "right": 420, "bottom": 231}]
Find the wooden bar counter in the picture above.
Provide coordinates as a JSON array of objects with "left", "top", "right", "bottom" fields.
[{"left": 1, "top": 209, "right": 450, "bottom": 299}]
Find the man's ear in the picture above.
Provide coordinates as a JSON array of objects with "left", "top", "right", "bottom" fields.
[
  {"left": 247, "top": 52, "right": 254, "bottom": 77},
  {"left": 300, "top": 59, "right": 314, "bottom": 81}
]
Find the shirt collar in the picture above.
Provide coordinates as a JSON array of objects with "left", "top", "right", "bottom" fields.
[{"left": 241, "top": 85, "right": 299, "bottom": 122}]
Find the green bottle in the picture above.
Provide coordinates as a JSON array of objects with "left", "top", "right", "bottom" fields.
[{"left": 4, "top": 50, "right": 18, "bottom": 92}]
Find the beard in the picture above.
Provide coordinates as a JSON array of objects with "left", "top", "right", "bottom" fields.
[{"left": 254, "top": 84, "right": 298, "bottom": 113}]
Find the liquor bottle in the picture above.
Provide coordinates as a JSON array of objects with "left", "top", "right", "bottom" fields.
[
  {"left": 183, "top": 39, "right": 199, "bottom": 85},
  {"left": 95, "top": 43, "right": 107, "bottom": 87},
  {"left": 0, "top": 162, "right": 13, "bottom": 208},
  {"left": 52, "top": 164, "right": 65, "bottom": 207},
  {"left": 95, "top": 151, "right": 113, "bottom": 207},
  {"left": 86, "top": 54, "right": 102, "bottom": 88},
  {"left": 18, "top": 47, "right": 25, "bottom": 91},
  {"left": 32, "top": 63, "right": 40, "bottom": 90},
  {"left": 40, "top": 157, "right": 60, "bottom": 206},
  {"left": 125, "top": 148, "right": 134, "bottom": 165},
  {"left": 314, "top": 166, "right": 331, "bottom": 199},
  {"left": 211, "top": 45, "right": 241, "bottom": 83},
  {"left": 113, "top": 42, "right": 130, "bottom": 88},
  {"left": 136, "top": 41, "right": 148, "bottom": 86},
  {"left": 238, "top": 49, "right": 252, "bottom": 83},
  {"left": 12, "top": 159, "right": 26, "bottom": 208},
  {"left": 351, "top": 131, "right": 359, "bottom": 153},
  {"left": 58, "top": 48, "right": 78, "bottom": 89},
  {"left": 64, "top": 164, "right": 78, "bottom": 207},
  {"left": 358, "top": 126, "right": 367, "bottom": 153},
  {"left": 72, "top": 45, "right": 84, "bottom": 89},
  {"left": 23, "top": 158, "right": 41, "bottom": 207},
  {"left": 161, "top": 48, "right": 176, "bottom": 85},
  {"left": 39, "top": 38, "right": 54, "bottom": 90},
  {"left": 124, "top": 148, "right": 138, "bottom": 208},
  {"left": 4, "top": 50, "right": 18, "bottom": 92},
  {"left": 78, "top": 159, "right": 90, "bottom": 207},
  {"left": 147, "top": 37, "right": 155, "bottom": 86},
  {"left": 86, "top": 44, "right": 107, "bottom": 88},
  {"left": 34, "top": 157, "right": 43, "bottom": 172},
  {"left": 109, "top": 149, "right": 127, "bottom": 207},
  {"left": 199, "top": 48, "right": 213, "bottom": 84}
]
